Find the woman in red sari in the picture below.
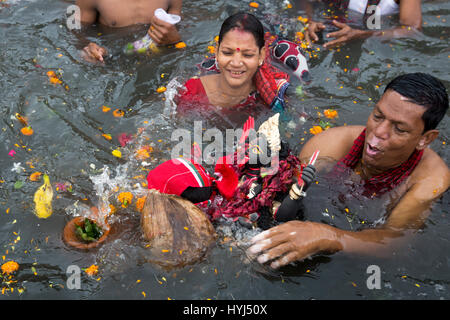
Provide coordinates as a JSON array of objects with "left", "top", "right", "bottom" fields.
[{"left": 176, "top": 12, "right": 290, "bottom": 115}]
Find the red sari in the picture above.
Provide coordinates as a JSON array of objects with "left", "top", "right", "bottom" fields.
[{"left": 175, "top": 77, "right": 258, "bottom": 114}]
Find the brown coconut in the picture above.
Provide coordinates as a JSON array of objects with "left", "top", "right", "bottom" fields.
[{"left": 141, "top": 190, "right": 217, "bottom": 269}]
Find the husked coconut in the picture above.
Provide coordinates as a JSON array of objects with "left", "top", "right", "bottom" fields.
[{"left": 141, "top": 190, "right": 217, "bottom": 269}]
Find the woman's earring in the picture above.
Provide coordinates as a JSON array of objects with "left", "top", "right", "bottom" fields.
[{"left": 215, "top": 58, "right": 220, "bottom": 71}]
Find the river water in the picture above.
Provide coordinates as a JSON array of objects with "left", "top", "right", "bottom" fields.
[{"left": 0, "top": 0, "right": 449, "bottom": 300}]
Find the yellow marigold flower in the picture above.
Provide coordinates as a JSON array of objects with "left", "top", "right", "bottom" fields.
[
  {"left": 156, "top": 86, "right": 167, "bottom": 93},
  {"left": 112, "top": 149, "right": 122, "bottom": 158},
  {"left": 207, "top": 45, "right": 215, "bottom": 54},
  {"left": 85, "top": 264, "right": 98, "bottom": 276},
  {"left": 49, "top": 76, "right": 62, "bottom": 84},
  {"left": 118, "top": 192, "right": 133, "bottom": 207},
  {"left": 174, "top": 41, "right": 186, "bottom": 49},
  {"left": 136, "top": 197, "right": 146, "bottom": 212},
  {"left": 1, "top": 261, "right": 19, "bottom": 274},
  {"left": 324, "top": 109, "right": 338, "bottom": 119},
  {"left": 135, "top": 147, "right": 150, "bottom": 160},
  {"left": 309, "top": 126, "right": 323, "bottom": 135}
]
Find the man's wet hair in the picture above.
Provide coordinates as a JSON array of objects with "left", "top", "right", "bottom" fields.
[
  {"left": 218, "top": 12, "right": 265, "bottom": 49},
  {"left": 384, "top": 73, "right": 449, "bottom": 132}
]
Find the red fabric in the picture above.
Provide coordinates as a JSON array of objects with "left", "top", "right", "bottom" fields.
[
  {"left": 176, "top": 77, "right": 257, "bottom": 112},
  {"left": 208, "top": 150, "right": 301, "bottom": 221},
  {"left": 146, "top": 158, "right": 212, "bottom": 196},
  {"left": 254, "top": 33, "right": 290, "bottom": 106},
  {"left": 333, "top": 129, "right": 424, "bottom": 197}
]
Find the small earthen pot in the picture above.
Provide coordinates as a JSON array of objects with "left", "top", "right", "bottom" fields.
[
  {"left": 63, "top": 212, "right": 110, "bottom": 250},
  {"left": 141, "top": 190, "right": 217, "bottom": 269}
]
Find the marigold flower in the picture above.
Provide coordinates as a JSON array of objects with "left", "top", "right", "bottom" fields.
[
  {"left": 207, "top": 46, "right": 215, "bottom": 54},
  {"left": 102, "top": 105, "right": 111, "bottom": 113},
  {"left": 29, "top": 172, "right": 42, "bottom": 181},
  {"left": 324, "top": 109, "right": 338, "bottom": 119},
  {"left": 49, "top": 76, "right": 62, "bottom": 84},
  {"left": 118, "top": 192, "right": 133, "bottom": 207},
  {"left": 20, "top": 126, "right": 34, "bottom": 136},
  {"left": 156, "top": 86, "right": 167, "bottom": 93},
  {"left": 113, "top": 109, "right": 125, "bottom": 117},
  {"left": 85, "top": 264, "right": 98, "bottom": 276},
  {"left": 175, "top": 41, "right": 186, "bottom": 49},
  {"left": 1, "top": 261, "right": 19, "bottom": 274},
  {"left": 112, "top": 149, "right": 122, "bottom": 158},
  {"left": 135, "top": 148, "right": 150, "bottom": 160},
  {"left": 136, "top": 197, "right": 146, "bottom": 212},
  {"left": 309, "top": 126, "right": 323, "bottom": 135},
  {"left": 249, "top": 2, "right": 259, "bottom": 8}
]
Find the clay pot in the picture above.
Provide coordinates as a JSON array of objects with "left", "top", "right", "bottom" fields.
[
  {"left": 63, "top": 216, "right": 110, "bottom": 250},
  {"left": 141, "top": 190, "right": 217, "bottom": 269}
]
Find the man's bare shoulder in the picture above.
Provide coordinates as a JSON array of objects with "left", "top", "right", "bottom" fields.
[
  {"left": 299, "top": 125, "right": 365, "bottom": 163},
  {"left": 410, "top": 148, "right": 450, "bottom": 197}
]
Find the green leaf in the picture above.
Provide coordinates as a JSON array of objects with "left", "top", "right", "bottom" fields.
[{"left": 14, "top": 180, "right": 24, "bottom": 189}]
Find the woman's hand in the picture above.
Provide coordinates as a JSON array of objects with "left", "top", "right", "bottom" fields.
[
  {"left": 323, "top": 20, "right": 371, "bottom": 48},
  {"left": 82, "top": 42, "right": 107, "bottom": 63},
  {"left": 246, "top": 221, "right": 342, "bottom": 269}
]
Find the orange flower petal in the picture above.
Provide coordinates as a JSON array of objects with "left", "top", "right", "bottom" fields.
[
  {"left": 102, "top": 105, "right": 111, "bottom": 113},
  {"left": 156, "top": 86, "right": 167, "bottom": 93},
  {"left": 113, "top": 109, "right": 125, "bottom": 117},
  {"left": 29, "top": 172, "right": 42, "bottom": 181},
  {"left": 20, "top": 126, "right": 34, "bottom": 136},
  {"left": 175, "top": 41, "right": 186, "bottom": 49}
]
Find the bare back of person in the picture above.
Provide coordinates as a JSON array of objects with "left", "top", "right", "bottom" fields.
[{"left": 78, "top": 0, "right": 171, "bottom": 27}]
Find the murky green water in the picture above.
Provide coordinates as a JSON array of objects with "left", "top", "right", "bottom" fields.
[{"left": 0, "top": 0, "right": 449, "bottom": 300}]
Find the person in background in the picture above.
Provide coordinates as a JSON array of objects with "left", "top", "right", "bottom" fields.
[
  {"left": 75, "top": 0, "right": 182, "bottom": 62},
  {"left": 247, "top": 73, "right": 449, "bottom": 268},
  {"left": 297, "top": 0, "right": 422, "bottom": 48}
]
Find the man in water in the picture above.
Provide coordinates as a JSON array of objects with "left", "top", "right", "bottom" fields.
[
  {"left": 248, "top": 73, "right": 449, "bottom": 268},
  {"left": 298, "top": 0, "right": 422, "bottom": 48},
  {"left": 76, "top": 0, "right": 182, "bottom": 62}
]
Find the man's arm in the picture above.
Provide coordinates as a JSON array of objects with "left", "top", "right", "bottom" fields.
[
  {"left": 76, "top": 0, "right": 98, "bottom": 25},
  {"left": 311, "top": 0, "right": 422, "bottom": 48},
  {"left": 247, "top": 140, "right": 449, "bottom": 268},
  {"left": 74, "top": 0, "right": 108, "bottom": 62},
  {"left": 148, "top": 0, "right": 182, "bottom": 45}
]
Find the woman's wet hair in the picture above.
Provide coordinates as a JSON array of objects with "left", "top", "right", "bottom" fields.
[
  {"left": 218, "top": 12, "right": 265, "bottom": 49},
  {"left": 384, "top": 73, "right": 449, "bottom": 132}
]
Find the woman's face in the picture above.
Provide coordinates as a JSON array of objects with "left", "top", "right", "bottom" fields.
[{"left": 216, "top": 28, "right": 265, "bottom": 89}]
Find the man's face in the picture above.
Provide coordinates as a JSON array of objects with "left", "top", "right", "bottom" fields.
[{"left": 363, "top": 89, "right": 427, "bottom": 172}]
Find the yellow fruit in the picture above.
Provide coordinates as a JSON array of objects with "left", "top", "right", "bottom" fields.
[{"left": 33, "top": 174, "right": 53, "bottom": 218}]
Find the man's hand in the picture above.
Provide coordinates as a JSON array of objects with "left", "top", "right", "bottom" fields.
[
  {"left": 82, "top": 42, "right": 107, "bottom": 63},
  {"left": 305, "top": 20, "right": 326, "bottom": 45},
  {"left": 148, "top": 15, "right": 181, "bottom": 45},
  {"left": 323, "top": 20, "right": 369, "bottom": 48},
  {"left": 247, "top": 221, "right": 341, "bottom": 269}
]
